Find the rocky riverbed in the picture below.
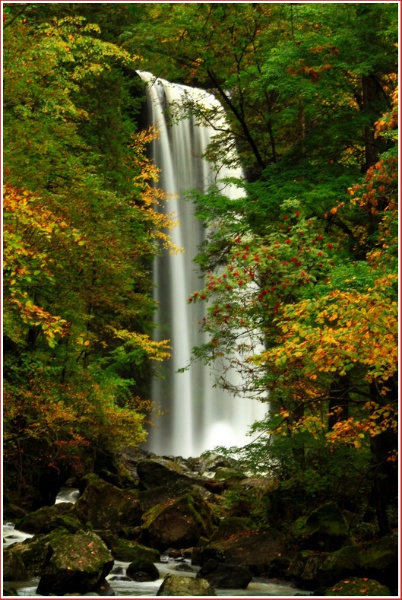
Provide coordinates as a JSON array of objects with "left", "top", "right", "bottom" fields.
[{"left": 3, "top": 449, "right": 398, "bottom": 596}]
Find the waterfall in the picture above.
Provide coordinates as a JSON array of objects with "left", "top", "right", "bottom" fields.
[{"left": 138, "top": 72, "right": 266, "bottom": 458}]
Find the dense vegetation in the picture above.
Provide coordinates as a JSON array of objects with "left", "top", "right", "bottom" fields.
[{"left": 3, "top": 2, "right": 398, "bottom": 538}]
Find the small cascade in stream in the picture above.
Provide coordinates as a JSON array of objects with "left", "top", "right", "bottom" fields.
[{"left": 138, "top": 72, "right": 266, "bottom": 458}]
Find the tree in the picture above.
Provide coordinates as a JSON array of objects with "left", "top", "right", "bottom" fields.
[
  {"left": 3, "top": 10, "right": 177, "bottom": 500},
  {"left": 187, "top": 88, "right": 398, "bottom": 534}
]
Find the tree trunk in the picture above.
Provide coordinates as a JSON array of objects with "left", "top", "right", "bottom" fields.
[{"left": 327, "top": 375, "right": 350, "bottom": 432}]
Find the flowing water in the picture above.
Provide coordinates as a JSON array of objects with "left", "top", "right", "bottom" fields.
[
  {"left": 3, "top": 488, "right": 312, "bottom": 597},
  {"left": 138, "top": 72, "right": 267, "bottom": 458}
]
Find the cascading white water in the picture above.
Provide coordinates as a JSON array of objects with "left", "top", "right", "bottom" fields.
[{"left": 139, "top": 72, "right": 266, "bottom": 458}]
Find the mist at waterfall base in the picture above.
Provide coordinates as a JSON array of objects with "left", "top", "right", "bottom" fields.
[{"left": 139, "top": 72, "right": 266, "bottom": 458}]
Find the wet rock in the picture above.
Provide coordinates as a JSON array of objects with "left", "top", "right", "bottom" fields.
[
  {"left": 36, "top": 530, "right": 114, "bottom": 596},
  {"left": 197, "top": 558, "right": 252, "bottom": 589},
  {"left": 108, "top": 537, "right": 160, "bottom": 563},
  {"left": 113, "top": 446, "right": 152, "bottom": 485},
  {"left": 126, "top": 558, "right": 159, "bottom": 581},
  {"left": 14, "top": 503, "right": 82, "bottom": 535},
  {"left": 289, "top": 537, "right": 398, "bottom": 591},
  {"left": 141, "top": 491, "right": 214, "bottom": 551},
  {"left": 359, "top": 535, "right": 398, "bottom": 589},
  {"left": 324, "top": 577, "right": 390, "bottom": 596},
  {"left": 94, "top": 578, "right": 115, "bottom": 595},
  {"left": 209, "top": 517, "right": 253, "bottom": 543},
  {"left": 3, "top": 548, "right": 29, "bottom": 581},
  {"left": 175, "top": 563, "right": 195, "bottom": 572},
  {"left": 73, "top": 473, "right": 142, "bottom": 534},
  {"left": 5, "top": 527, "right": 69, "bottom": 576},
  {"left": 197, "top": 529, "right": 287, "bottom": 576},
  {"left": 317, "top": 545, "right": 362, "bottom": 586},
  {"left": 139, "top": 481, "right": 194, "bottom": 512},
  {"left": 294, "top": 544, "right": 372, "bottom": 589},
  {"left": 156, "top": 573, "right": 216, "bottom": 596},
  {"left": 137, "top": 457, "right": 205, "bottom": 490},
  {"left": 190, "top": 452, "right": 238, "bottom": 475}
]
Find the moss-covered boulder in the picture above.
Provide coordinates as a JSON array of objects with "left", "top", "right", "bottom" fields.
[
  {"left": 108, "top": 536, "right": 160, "bottom": 563},
  {"left": 197, "top": 558, "right": 252, "bottom": 589},
  {"left": 73, "top": 474, "right": 142, "bottom": 534},
  {"left": 359, "top": 535, "right": 398, "bottom": 588},
  {"left": 3, "top": 548, "right": 29, "bottom": 581},
  {"left": 325, "top": 577, "right": 390, "bottom": 596},
  {"left": 209, "top": 517, "right": 252, "bottom": 543},
  {"left": 36, "top": 530, "right": 114, "bottom": 596},
  {"left": 139, "top": 481, "right": 194, "bottom": 512},
  {"left": 4, "top": 527, "right": 70, "bottom": 576},
  {"left": 296, "top": 502, "right": 349, "bottom": 551},
  {"left": 126, "top": 557, "right": 160, "bottom": 581},
  {"left": 137, "top": 457, "right": 204, "bottom": 490},
  {"left": 14, "top": 503, "right": 82, "bottom": 535},
  {"left": 318, "top": 545, "right": 362, "bottom": 585},
  {"left": 141, "top": 491, "right": 214, "bottom": 551},
  {"left": 156, "top": 574, "right": 216, "bottom": 596},
  {"left": 288, "top": 545, "right": 362, "bottom": 588},
  {"left": 289, "top": 537, "right": 398, "bottom": 592},
  {"left": 198, "top": 528, "right": 287, "bottom": 576}
]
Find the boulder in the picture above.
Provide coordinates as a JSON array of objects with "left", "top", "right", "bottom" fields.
[
  {"left": 126, "top": 558, "right": 159, "bottom": 581},
  {"left": 139, "top": 481, "right": 194, "bottom": 512},
  {"left": 288, "top": 545, "right": 362, "bottom": 588},
  {"left": 359, "top": 535, "right": 398, "bottom": 589},
  {"left": 197, "top": 529, "right": 287, "bottom": 576},
  {"left": 94, "top": 579, "right": 115, "bottom": 596},
  {"left": 156, "top": 574, "right": 216, "bottom": 596},
  {"left": 112, "top": 446, "right": 152, "bottom": 486},
  {"left": 36, "top": 530, "right": 114, "bottom": 596},
  {"left": 197, "top": 558, "right": 252, "bottom": 589},
  {"left": 188, "top": 452, "right": 238, "bottom": 475},
  {"left": 296, "top": 502, "right": 349, "bottom": 551},
  {"left": 3, "top": 548, "right": 29, "bottom": 581},
  {"left": 209, "top": 517, "right": 253, "bottom": 543},
  {"left": 318, "top": 545, "right": 362, "bottom": 586},
  {"left": 137, "top": 457, "right": 204, "bottom": 490},
  {"left": 288, "top": 537, "right": 398, "bottom": 592},
  {"left": 4, "top": 527, "right": 70, "bottom": 576},
  {"left": 108, "top": 536, "right": 160, "bottom": 563},
  {"left": 325, "top": 577, "right": 390, "bottom": 596},
  {"left": 73, "top": 474, "right": 142, "bottom": 534},
  {"left": 175, "top": 563, "right": 195, "bottom": 572},
  {"left": 141, "top": 491, "right": 214, "bottom": 551},
  {"left": 14, "top": 503, "right": 82, "bottom": 535}
]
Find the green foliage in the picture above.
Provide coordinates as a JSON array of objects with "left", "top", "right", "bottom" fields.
[
  {"left": 2, "top": 4, "right": 398, "bottom": 535},
  {"left": 2, "top": 9, "right": 174, "bottom": 484}
]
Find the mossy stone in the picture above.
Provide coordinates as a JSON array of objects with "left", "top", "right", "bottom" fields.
[{"left": 325, "top": 577, "right": 390, "bottom": 596}]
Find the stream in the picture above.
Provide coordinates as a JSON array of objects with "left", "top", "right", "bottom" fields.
[{"left": 3, "top": 488, "right": 312, "bottom": 597}]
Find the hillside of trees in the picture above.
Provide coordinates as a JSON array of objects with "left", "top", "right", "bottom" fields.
[{"left": 3, "top": 2, "right": 398, "bottom": 538}]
